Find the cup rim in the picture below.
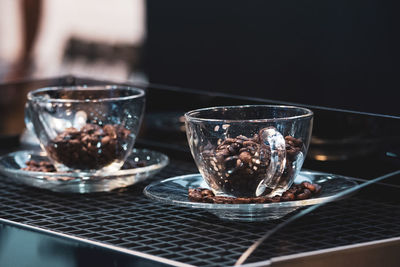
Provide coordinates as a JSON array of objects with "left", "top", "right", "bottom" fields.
[
  {"left": 185, "top": 105, "right": 313, "bottom": 123},
  {"left": 27, "top": 85, "right": 145, "bottom": 103}
]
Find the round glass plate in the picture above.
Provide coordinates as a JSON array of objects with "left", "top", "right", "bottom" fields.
[
  {"left": 144, "top": 171, "right": 358, "bottom": 222},
  {"left": 0, "top": 149, "right": 169, "bottom": 193}
]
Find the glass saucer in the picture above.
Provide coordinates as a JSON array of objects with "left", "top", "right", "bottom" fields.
[
  {"left": 0, "top": 149, "right": 169, "bottom": 193},
  {"left": 144, "top": 171, "right": 358, "bottom": 222}
]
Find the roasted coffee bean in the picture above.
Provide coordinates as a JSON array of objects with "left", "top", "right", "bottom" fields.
[
  {"left": 239, "top": 147, "right": 249, "bottom": 153},
  {"left": 281, "top": 192, "right": 295, "bottom": 201},
  {"left": 303, "top": 182, "right": 316, "bottom": 192},
  {"left": 101, "top": 136, "right": 111, "bottom": 145},
  {"left": 237, "top": 135, "right": 249, "bottom": 141},
  {"left": 252, "top": 134, "right": 260, "bottom": 142},
  {"left": 270, "top": 195, "right": 281, "bottom": 202},
  {"left": 103, "top": 124, "right": 117, "bottom": 138},
  {"left": 288, "top": 185, "right": 300, "bottom": 195},
  {"left": 25, "top": 160, "right": 38, "bottom": 167},
  {"left": 296, "top": 188, "right": 312, "bottom": 200},
  {"left": 236, "top": 159, "right": 243, "bottom": 168},
  {"left": 243, "top": 140, "right": 257, "bottom": 147},
  {"left": 65, "top": 127, "right": 80, "bottom": 136},
  {"left": 188, "top": 188, "right": 203, "bottom": 201},
  {"left": 201, "top": 189, "right": 214, "bottom": 197},
  {"left": 235, "top": 139, "right": 244, "bottom": 146},
  {"left": 239, "top": 151, "right": 252, "bottom": 164},
  {"left": 285, "top": 136, "right": 303, "bottom": 147},
  {"left": 228, "top": 146, "right": 236, "bottom": 154},
  {"left": 221, "top": 149, "right": 230, "bottom": 157}
]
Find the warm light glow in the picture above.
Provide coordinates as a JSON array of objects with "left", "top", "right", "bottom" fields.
[{"left": 314, "top": 155, "right": 329, "bottom": 161}]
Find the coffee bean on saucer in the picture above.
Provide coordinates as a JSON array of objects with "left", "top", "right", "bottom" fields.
[
  {"left": 22, "top": 157, "right": 146, "bottom": 173},
  {"left": 188, "top": 182, "right": 322, "bottom": 204},
  {"left": 281, "top": 191, "right": 295, "bottom": 201},
  {"left": 296, "top": 188, "right": 312, "bottom": 200},
  {"left": 23, "top": 160, "right": 56, "bottom": 172}
]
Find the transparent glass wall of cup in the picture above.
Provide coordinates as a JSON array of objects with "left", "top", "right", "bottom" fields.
[
  {"left": 185, "top": 105, "right": 313, "bottom": 198},
  {"left": 25, "top": 85, "right": 145, "bottom": 173}
]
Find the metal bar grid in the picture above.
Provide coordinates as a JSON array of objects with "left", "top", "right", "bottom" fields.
[{"left": 0, "top": 159, "right": 399, "bottom": 266}]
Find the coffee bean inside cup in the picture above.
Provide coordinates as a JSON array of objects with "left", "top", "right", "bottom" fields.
[
  {"left": 200, "top": 128, "right": 303, "bottom": 197},
  {"left": 46, "top": 123, "right": 132, "bottom": 170}
]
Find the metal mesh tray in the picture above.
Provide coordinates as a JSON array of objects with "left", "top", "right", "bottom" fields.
[{"left": 0, "top": 158, "right": 399, "bottom": 266}]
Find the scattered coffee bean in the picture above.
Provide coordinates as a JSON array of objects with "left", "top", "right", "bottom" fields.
[
  {"left": 296, "top": 188, "right": 312, "bottom": 200},
  {"left": 46, "top": 123, "right": 132, "bottom": 170},
  {"left": 22, "top": 160, "right": 56, "bottom": 172},
  {"left": 281, "top": 191, "right": 295, "bottom": 201},
  {"left": 188, "top": 181, "right": 322, "bottom": 204},
  {"left": 22, "top": 158, "right": 146, "bottom": 172}
]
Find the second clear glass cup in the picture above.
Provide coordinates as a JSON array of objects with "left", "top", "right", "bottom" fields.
[
  {"left": 185, "top": 105, "right": 313, "bottom": 198},
  {"left": 25, "top": 85, "right": 145, "bottom": 173}
]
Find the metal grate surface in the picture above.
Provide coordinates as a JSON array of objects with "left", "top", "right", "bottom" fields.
[{"left": 0, "top": 158, "right": 399, "bottom": 266}]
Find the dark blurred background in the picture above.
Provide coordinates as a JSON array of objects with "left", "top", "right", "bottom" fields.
[
  {"left": 145, "top": 0, "right": 400, "bottom": 115},
  {"left": 0, "top": 0, "right": 399, "bottom": 116}
]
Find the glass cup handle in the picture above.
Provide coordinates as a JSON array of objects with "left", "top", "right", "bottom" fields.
[
  {"left": 256, "top": 127, "right": 287, "bottom": 196},
  {"left": 24, "top": 101, "right": 36, "bottom": 135}
]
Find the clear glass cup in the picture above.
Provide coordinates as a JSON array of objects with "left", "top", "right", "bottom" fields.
[
  {"left": 25, "top": 85, "right": 145, "bottom": 173},
  {"left": 185, "top": 105, "right": 313, "bottom": 198}
]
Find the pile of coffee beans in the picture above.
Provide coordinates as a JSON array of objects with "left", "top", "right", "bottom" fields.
[
  {"left": 46, "top": 123, "right": 132, "bottom": 170},
  {"left": 200, "top": 128, "right": 303, "bottom": 197},
  {"left": 188, "top": 181, "right": 322, "bottom": 204},
  {"left": 22, "top": 158, "right": 146, "bottom": 172},
  {"left": 22, "top": 160, "right": 56, "bottom": 172}
]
